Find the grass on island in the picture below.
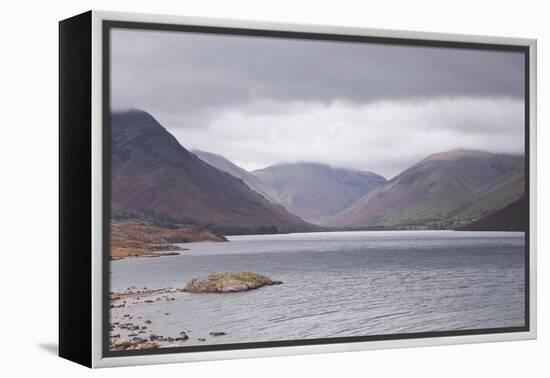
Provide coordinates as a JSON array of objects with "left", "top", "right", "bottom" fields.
[
  {"left": 208, "top": 271, "right": 260, "bottom": 283},
  {"left": 184, "top": 271, "right": 282, "bottom": 293}
]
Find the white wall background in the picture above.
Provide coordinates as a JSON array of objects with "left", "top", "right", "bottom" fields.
[{"left": 0, "top": 0, "right": 546, "bottom": 376}]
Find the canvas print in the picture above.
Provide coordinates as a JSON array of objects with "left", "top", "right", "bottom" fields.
[{"left": 106, "top": 27, "right": 527, "bottom": 353}]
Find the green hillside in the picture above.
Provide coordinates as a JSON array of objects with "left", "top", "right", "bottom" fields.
[{"left": 323, "top": 150, "right": 525, "bottom": 229}]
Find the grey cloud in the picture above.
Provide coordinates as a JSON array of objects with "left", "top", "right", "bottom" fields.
[
  {"left": 110, "top": 28, "right": 525, "bottom": 176},
  {"left": 111, "top": 28, "right": 524, "bottom": 129},
  {"left": 171, "top": 97, "right": 524, "bottom": 178}
]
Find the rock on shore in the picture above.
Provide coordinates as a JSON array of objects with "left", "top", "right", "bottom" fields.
[
  {"left": 183, "top": 272, "right": 282, "bottom": 293},
  {"left": 110, "top": 338, "right": 159, "bottom": 350}
]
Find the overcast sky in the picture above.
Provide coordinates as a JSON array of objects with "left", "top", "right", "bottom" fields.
[{"left": 111, "top": 28, "right": 525, "bottom": 178}]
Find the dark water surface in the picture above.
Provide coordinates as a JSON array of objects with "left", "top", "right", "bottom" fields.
[{"left": 110, "top": 230, "right": 525, "bottom": 345}]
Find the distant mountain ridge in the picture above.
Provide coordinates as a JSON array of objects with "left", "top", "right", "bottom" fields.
[
  {"left": 253, "top": 162, "right": 387, "bottom": 224},
  {"left": 110, "top": 109, "right": 315, "bottom": 234},
  {"left": 110, "top": 109, "right": 525, "bottom": 233},
  {"left": 193, "top": 150, "right": 279, "bottom": 204},
  {"left": 323, "top": 150, "right": 525, "bottom": 229}
]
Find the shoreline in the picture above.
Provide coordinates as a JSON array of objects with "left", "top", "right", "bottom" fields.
[
  {"left": 109, "top": 271, "right": 281, "bottom": 350},
  {"left": 110, "top": 240, "right": 184, "bottom": 260},
  {"left": 109, "top": 287, "right": 229, "bottom": 350},
  {"left": 112, "top": 229, "right": 525, "bottom": 260},
  {"left": 110, "top": 222, "right": 226, "bottom": 260}
]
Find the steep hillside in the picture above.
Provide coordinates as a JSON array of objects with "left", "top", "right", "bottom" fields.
[
  {"left": 458, "top": 196, "right": 527, "bottom": 231},
  {"left": 110, "top": 109, "right": 315, "bottom": 234},
  {"left": 451, "top": 169, "right": 525, "bottom": 222},
  {"left": 193, "top": 150, "right": 279, "bottom": 203}
]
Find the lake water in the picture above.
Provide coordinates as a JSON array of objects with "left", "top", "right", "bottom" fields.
[{"left": 110, "top": 230, "right": 525, "bottom": 345}]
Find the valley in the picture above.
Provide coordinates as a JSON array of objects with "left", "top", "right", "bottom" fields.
[{"left": 111, "top": 109, "right": 527, "bottom": 239}]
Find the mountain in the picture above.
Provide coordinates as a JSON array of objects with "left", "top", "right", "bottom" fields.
[
  {"left": 323, "top": 150, "right": 524, "bottom": 229},
  {"left": 459, "top": 196, "right": 527, "bottom": 231},
  {"left": 110, "top": 109, "right": 315, "bottom": 234},
  {"left": 193, "top": 150, "right": 278, "bottom": 203},
  {"left": 450, "top": 168, "right": 524, "bottom": 223},
  {"left": 252, "top": 163, "right": 386, "bottom": 224}
]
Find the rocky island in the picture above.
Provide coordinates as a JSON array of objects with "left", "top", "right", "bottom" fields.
[{"left": 183, "top": 272, "right": 282, "bottom": 293}]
